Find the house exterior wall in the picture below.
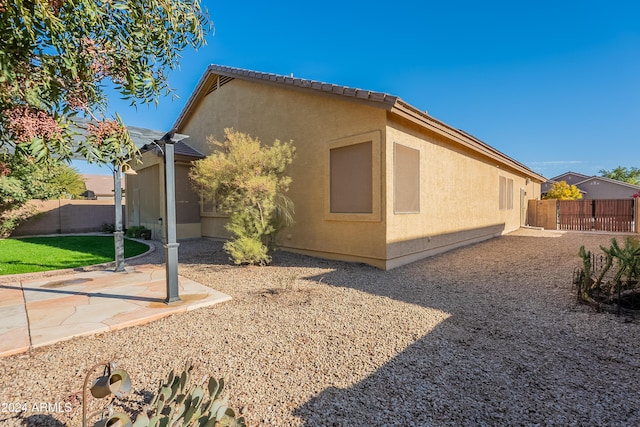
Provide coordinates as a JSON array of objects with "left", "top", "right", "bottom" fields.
[
  {"left": 577, "top": 178, "right": 639, "bottom": 199},
  {"left": 383, "top": 116, "right": 540, "bottom": 268},
  {"left": 159, "top": 70, "right": 544, "bottom": 269},
  {"left": 126, "top": 152, "right": 202, "bottom": 241},
  {"left": 126, "top": 155, "right": 164, "bottom": 240},
  {"left": 174, "top": 162, "right": 202, "bottom": 239},
  {"left": 179, "top": 78, "right": 390, "bottom": 266}
]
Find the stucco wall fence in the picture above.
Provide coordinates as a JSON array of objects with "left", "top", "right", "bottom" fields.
[{"left": 10, "top": 199, "right": 125, "bottom": 236}]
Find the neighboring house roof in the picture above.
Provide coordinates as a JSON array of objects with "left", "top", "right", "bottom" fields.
[
  {"left": 548, "top": 171, "right": 590, "bottom": 183},
  {"left": 542, "top": 171, "right": 640, "bottom": 197},
  {"left": 576, "top": 175, "right": 640, "bottom": 191},
  {"left": 174, "top": 64, "right": 546, "bottom": 183},
  {"left": 541, "top": 181, "right": 587, "bottom": 195},
  {"left": 83, "top": 174, "right": 115, "bottom": 196},
  {"left": 542, "top": 172, "right": 589, "bottom": 193}
]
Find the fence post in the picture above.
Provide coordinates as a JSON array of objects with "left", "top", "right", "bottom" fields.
[{"left": 635, "top": 199, "right": 640, "bottom": 233}]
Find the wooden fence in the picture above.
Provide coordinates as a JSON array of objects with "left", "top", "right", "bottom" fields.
[{"left": 528, "top": 199, "right": 637, "bottom": 233}]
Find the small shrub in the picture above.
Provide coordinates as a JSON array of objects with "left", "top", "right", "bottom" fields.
[
  {"left": 125, "top": 225, "right": 151, "bottom": 239},
  {"left": 101, "top": 223, "right": 116, "bottom": 233},
  {"left": 0, "top": 204, "right": 38, "bottom": 237},
  {"left": 224, "top": 236, "right": 271, "bottom": 266}
]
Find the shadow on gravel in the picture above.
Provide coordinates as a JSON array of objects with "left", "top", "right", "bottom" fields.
[
  {"left": 162, "top": 235, "right": 639, "bottom": 425},
  {"left": 13, "top": 414, "right": 66, "bottom": 427},
  {"left": 287, "top": 234, "right": 640, "bottom": 426}
]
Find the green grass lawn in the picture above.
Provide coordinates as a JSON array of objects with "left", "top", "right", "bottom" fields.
[{"left": 0, "top": 235, "right": 150, "bottom": 275}]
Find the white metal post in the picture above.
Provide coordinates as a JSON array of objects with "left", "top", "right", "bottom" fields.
[{"left": 113, "top": 164, "right": 125, "bottom": 272}]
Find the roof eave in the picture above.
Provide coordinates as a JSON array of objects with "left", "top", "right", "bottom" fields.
[
  {"left": 173, "top": 65, "right": 399, "bottom": 131},
  {"left": 390, "top": 101, "right": 546, "bottom": 182},
  {"left": 173, "top": 64, "right": 546, "bottom": 183}
]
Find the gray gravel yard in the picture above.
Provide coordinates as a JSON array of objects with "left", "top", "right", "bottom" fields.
[{"left": 1, "top": 228, "right": 639, "bottom": 426}]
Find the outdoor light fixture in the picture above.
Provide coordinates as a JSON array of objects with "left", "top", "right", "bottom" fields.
[
  {"left": 82, "top": 361, "right": 132, "bottom": 427},
  {"left": 122, "top": 164, "right": 137, "bottom": 176}
]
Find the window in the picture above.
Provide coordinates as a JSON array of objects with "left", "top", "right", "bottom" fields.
[
  {"left": 499, "top": 176, "right": 514, "bottom": 210},
  {"left": 330, "top": 142, "right": 373, "bottom": 213},
  {"left": 200, "top": 195, "right": 228, "bottom": 217},
  {"left": 201, "top": 196, "right": 215, "bottom": 215},
  {"left": 394, "top": 143, "right": 420, "bottom": 213},
  {"left": 325, "top": 131, "right": 381, "bottom": 221}
]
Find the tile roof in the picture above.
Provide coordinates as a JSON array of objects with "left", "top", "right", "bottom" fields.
[
  {"left": 174, "top": 64, "right": 547, "bottom": 182},
  {"left": 82, "top": 174, "right": 114, "bottom": 195},
  {"left": 140, "top": 140, "right": 204, "bottom": 159},
  {"left": 202, "top": 64, "right": 399, "bottom": 106}
]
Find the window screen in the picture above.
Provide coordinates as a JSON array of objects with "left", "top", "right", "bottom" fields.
[
  {"left": 394, "top": 144, "right": 420, "bottom": 213},
  {"left": 499, "top": 176, "right": 514, "bottom": 210},
  {"left": 499, "top": 176, "right": 507, "bottom": 210},
  {"left": 330, "top": 141, "right": 373, "bottom": 213}
]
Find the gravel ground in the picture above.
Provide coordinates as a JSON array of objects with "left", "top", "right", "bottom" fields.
[{"left": 1, "top": 229, "right": 639, "bottom": 426}]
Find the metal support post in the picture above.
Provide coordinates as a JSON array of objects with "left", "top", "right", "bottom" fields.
[
  {"left": 163, "top": 139, "right": 181, "bottom": 303},
  {"left": 113, "top": 164, "right": 125, "bottom": 272}
]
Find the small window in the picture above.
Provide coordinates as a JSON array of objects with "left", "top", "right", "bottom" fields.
[
  {"left": 201, "top": 196, "right": 215, "bottom": 214},
  {"left": 394, "top": 143, "right": 420, "bottom": 213},
  {"left": 200, "top": 195, "right": 228, "bottom": 217},
  {"left": 330, "top": 141, "right": 373, "bottom": 213},
  {"left": 499, "top": 176, "right": 514, "bottom": 210}
]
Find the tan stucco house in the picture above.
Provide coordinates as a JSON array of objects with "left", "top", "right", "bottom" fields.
[{"left": 126, "top": 64, "right": 545, "bottom": 269}]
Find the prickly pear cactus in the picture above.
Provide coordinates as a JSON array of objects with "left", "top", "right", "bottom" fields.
[{"left": 132, "top": 362, "right": 246, "bottom": 427}]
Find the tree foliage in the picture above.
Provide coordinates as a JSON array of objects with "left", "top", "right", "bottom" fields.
[
  {"left": 543, "top": 180, "right": 582, "bottom": 200},
  {"left": 190, "top": 129, "right": 296, "bottom": 265},
  {"left": 0, "top": 0, "right": 210, "bottom": 165},
  {"left": 599, "top": 166, "right": 640, "bottom": 186},
  {"left": 0, "top": 153, "right": 84, "bottom": 234},
  {"left": 51, "top": 164, "right": 86, "bottom": 197}
]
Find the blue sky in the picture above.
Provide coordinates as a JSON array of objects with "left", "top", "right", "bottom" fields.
[{"left": 78, "top": 0, "right": 640, "bottom": 179}]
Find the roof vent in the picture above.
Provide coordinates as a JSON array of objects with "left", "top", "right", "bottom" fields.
[{"left": 205, "top": 75, "right": 234, "bottom": 96}]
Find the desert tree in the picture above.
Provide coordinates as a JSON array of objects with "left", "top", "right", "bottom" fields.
[
  {"left": 0, "top": 153, "right": 84, "bottom": 234},
  {"left": 190, "top": 129, "right": 296, "bottom": 265},
  {"left": 0, "top": 0, "right": 211, "bottom": 166},
  {"left": 543, "top": 180, "right": 582, "bottom": 200}
]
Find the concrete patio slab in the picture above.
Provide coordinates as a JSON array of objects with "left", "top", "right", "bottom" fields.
[{"left": 0, "top": 264, "right": 231, "bottom": 357}]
